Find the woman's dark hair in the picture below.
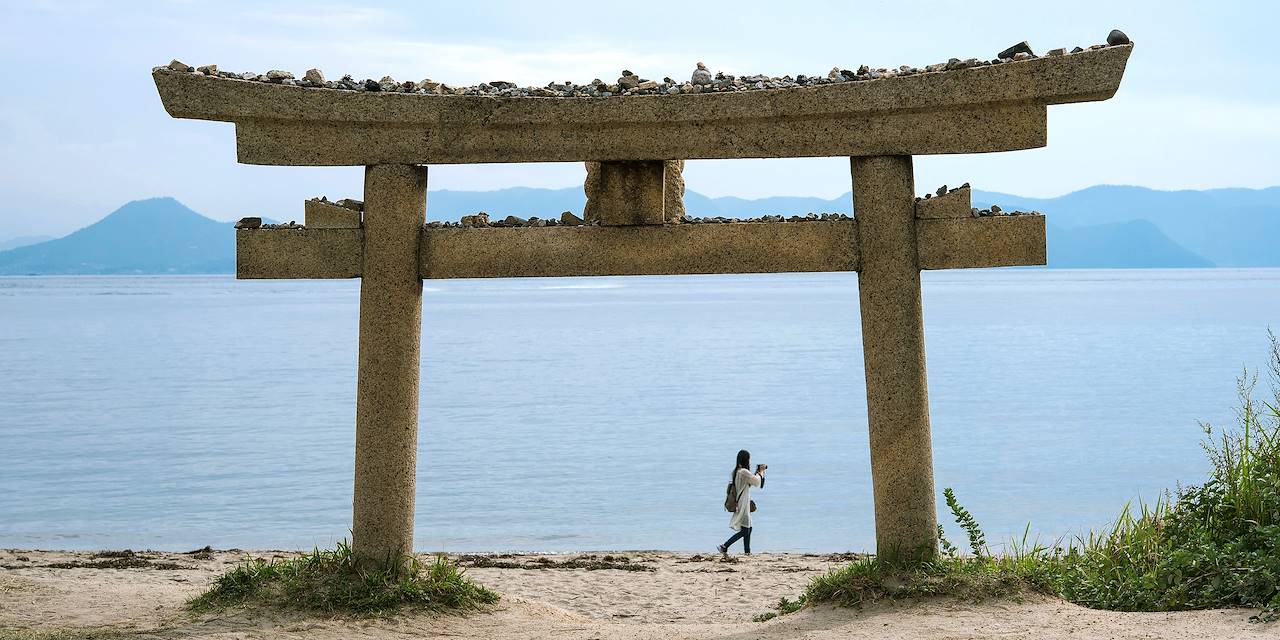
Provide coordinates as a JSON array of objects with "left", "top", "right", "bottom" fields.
[{"left": 733, "top": 449, "right": 751, "bottom": 479}]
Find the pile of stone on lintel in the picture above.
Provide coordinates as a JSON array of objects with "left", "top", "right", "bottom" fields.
[
  {"left": 159, "top": 30, "right": 1130, "bottom": 99},
  {"left": 235, "top": 210, "right": 865, "bottom": 230},
  {"left": 435, "top": 212, "right": 856, "bottom": 228},
  {"left": 916, "top": 183, "right": 1041, "bottom": 218}
]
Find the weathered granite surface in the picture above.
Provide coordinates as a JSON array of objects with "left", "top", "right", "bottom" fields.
[
  {"left": 351, "top": 164, "right": 426, "bottom": 565},
  {"left": 233, "top": 212, "right": 1044, "bottom": 279},
  {"left": 152, "top": 45, "right": 1130, "bottom": 165},
  {"left": 583, "top": 161, "right": 667, "bottom": 225},
  {"left": 304, "top": 198, "right": 362, "bottom": 228},
  {"left": 231, "top": 103, "right": 1049, "bottom": 165},
  {"left": 664, "top": 160, "right": 686, "bottom": 220},
  {"left": 236, "top": 228, "right": 362, "bottom": 278},
  {"left": 917, "top": 215, "right": 1045, "bottom": 269},
  {"left": 420, "top": 220, "right": 859, "bottom": 279},
  {"left": 915, "top": 184, "right": 972, "bottom": 219},
  {"left": 582, "top": 159, "right": 687, "bottom": 224},
  {"left": 851, "top": 155, "right": 937, "bottom": 562}
]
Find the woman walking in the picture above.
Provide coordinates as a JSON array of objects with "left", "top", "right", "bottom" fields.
[{"left": 719, "top": 449, "right": 766, "bottom": 555}]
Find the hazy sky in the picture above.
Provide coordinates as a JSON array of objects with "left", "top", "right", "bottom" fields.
[{"left": 1, "top": 0, "right": 1277, "bottom": 237}]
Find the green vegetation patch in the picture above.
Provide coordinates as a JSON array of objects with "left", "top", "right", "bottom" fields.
[
  {"left": 759, "top": 334, "right": 1280, "bottom": 624},
  {"left": 752, "top": 595, "right": 808, "bottom": 622},
  {"left": 1047, "top": 337, "right": 1280, "bottom": 620},
  {"left": 187, "top": 541, "right": 498, "bottom": 616},
  {"left": 802, "top": 552, "right": 1047, "bottom": 610},
  {"left": 756, "top": 503, "right": 1054, "bottom": 622}
]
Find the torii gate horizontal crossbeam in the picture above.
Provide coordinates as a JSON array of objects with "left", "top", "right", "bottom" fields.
[{"left": 234, "top": 215, "right": 1043, "bottom": 280}]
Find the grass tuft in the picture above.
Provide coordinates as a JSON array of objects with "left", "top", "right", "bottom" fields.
[
  {"left": 752, "top": 595, "right": 808, "bottom": 622},
  {"left": 187, "top": 540, "right": 498, "bottom": 616}
]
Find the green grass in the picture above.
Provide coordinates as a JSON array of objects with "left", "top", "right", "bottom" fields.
[
  {"left": 753, "top": 497, "right": 1058, "bottom": 622},
  {"left": 758, "top": 333, "right": 1280, "bottom": 623},
  {"left": 771, "top": 500, "right": 1056, "bottom": 619},
  {"left": 1045, "top": 335, "right": 1280, "bottom": 620},
  {"left": 187, "top": 540, "right": 499, "bottom": 616}
]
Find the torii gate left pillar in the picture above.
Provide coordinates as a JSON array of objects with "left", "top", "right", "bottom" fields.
[{"left": 349, "top": 165, "right": 426, "bottom": 563}]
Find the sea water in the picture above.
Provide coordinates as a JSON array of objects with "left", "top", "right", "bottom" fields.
[{"left": 1, "top": 269, "right": 1277, "bottom": 553}]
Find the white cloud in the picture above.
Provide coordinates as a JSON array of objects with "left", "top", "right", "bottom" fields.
[{"left": 214, "top": 32, "right": 696, "bottom": 86}]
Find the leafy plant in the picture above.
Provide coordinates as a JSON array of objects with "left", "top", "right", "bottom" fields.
[
  {"left": 944, "top": 487, "right": 987, "bottom": 557},
  {"left": 938, "top": 524, "right": 959, "bottom": 558}
]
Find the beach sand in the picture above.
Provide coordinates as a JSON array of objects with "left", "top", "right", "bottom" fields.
[{"left": 0, "top": 548, "right": 1267, "bottom": 639}]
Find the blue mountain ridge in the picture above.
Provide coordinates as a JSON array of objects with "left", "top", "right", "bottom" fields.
[
  {"left": 0, "top": 235, "right": 54, "bottom": 252},
  {"left": 0, "top": 198, "right": 235, "bottom": 274},
  {"left": 2, "top": 185, "right": 1276, "bottom": 275}
]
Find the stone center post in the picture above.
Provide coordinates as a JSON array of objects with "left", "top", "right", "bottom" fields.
[
  {"left": 852, "top": 155, "right": 938, "bottom": 562},
  {"left": 351, "top": 164, "right": 427, "bottom": 565}
]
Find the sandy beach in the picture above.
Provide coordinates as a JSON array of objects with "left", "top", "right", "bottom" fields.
[{"left": 0, "top": 548, "right": 1267, "bottom": 639}]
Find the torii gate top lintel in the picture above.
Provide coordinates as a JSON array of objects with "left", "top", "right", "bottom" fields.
[
  {"left": 153, "top": 44, "right": 1131, "bottom": 166},
  {"left": 152, "top": 35, "right": 1131, "bottom": 566}
]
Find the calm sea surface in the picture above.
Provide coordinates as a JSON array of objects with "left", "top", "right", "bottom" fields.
[{"left": 1, "top": 269, "right": 1278, "bottom": 553}]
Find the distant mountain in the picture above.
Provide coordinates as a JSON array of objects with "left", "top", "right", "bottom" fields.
[
  {"left": 0, "top": 235, "right": 54, "bottom": 252},
  {"left": 1046, "top": 220, "right": 1213, "bottom": 268},
  {"left": 3, "top": 185, "right": 1275, "bottom": 275},
  {"left": 0, "top": 198, "right": 234, "bottom": 275},
  {"left": 971, "top": 185, "right": 1280, "bottom": 267}
]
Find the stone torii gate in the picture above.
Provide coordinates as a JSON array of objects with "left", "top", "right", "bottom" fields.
[{"left": 153, "top": 39, "right": 1131, "bottom": 563}]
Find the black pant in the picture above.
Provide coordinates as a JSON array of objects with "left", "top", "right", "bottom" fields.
[{"left": 723, "top": 526, "right": 752, "bottom": 553}]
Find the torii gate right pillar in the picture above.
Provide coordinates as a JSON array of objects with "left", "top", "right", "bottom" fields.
[{"left": 852, "top": 155, "right": 937, "bottom": 562}]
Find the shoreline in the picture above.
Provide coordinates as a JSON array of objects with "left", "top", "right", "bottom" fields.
[{"left": 0, "top": 548, "right": 1266, "bottom": 639}]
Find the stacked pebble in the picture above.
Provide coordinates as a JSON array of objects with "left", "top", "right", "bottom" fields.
[
  {"left": 679, "top": 213, "right": 853, "bottom": 224},
  {"left": 430, "top": 212, "right": 855, "bottom": 228},
  {"left": 915, "top": 182, "right": 972, "bottom": 202},
  {"left": 240, "top": 209, "right": 1030, "bottom": 229},
  {"left": 971, "top": 204, "right": 1038, "bottom": 217},
  {"left": 158, "top": 31, "right": 1129, "bottom": 99},
  {"left": 913, "top": 183, "right": 1040, "bottom": 217},
  {"left": 309, "top": 196, "right": 365, "bottom": 212}
]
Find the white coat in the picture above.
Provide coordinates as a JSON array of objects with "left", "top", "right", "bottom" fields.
[{"left": 730, "top": 467, "right": 764, "bottom": 531}]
